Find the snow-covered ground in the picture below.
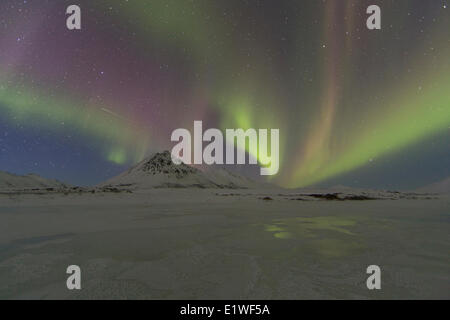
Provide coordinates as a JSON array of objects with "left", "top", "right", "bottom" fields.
[{"left": 0, "top": 188, "right": 448, "bottom": 299}]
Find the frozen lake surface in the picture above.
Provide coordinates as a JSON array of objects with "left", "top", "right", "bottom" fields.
[{"left": 0, "top": 189, "right": 448, "bottom": 299}]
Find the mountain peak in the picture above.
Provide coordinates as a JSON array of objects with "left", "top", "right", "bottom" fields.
[
  {"left": 135, "top": 151, "right": 198, "bottom": 178},
  {"left": 100, "top": 150, "right": 264, "bottom": 189}
]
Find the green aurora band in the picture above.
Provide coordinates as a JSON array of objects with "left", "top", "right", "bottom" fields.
[{"left": 0, "top": 1, "right": 448, "bottom": 187}]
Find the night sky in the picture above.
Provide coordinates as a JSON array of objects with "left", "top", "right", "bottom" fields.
[{"left": 0, "top": 0, "right": 449, "bottom": 189}]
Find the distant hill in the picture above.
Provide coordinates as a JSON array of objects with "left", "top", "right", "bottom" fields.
[
  {"left": 98, "top": 151, "right": 264, "bottom": 189},
  {"left": 417, "top": 177, "right": 450, "bottom": 194},
  {"left": 0, "top": 171, "right": 68, "bottom": 191}
]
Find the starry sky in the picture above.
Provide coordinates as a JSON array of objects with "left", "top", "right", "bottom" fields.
[{"left": 0, "top": 0, "right": 449, "bottom": 189}]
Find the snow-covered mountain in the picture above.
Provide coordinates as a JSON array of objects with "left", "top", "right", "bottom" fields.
[
  {"left": 99, "top": 151, "right": 263, "bottom": 189},
  {"left": 0, "top": 171, "right": 68, "bottom": 191},
  {"left": 417, "top": 177, "right": 450, "bottom": 194}
]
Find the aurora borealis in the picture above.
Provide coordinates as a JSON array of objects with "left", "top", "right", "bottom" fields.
[{"left": 0, "top": 0, "right": 449, "bottom": 188}]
